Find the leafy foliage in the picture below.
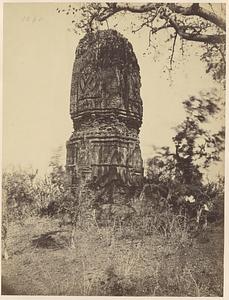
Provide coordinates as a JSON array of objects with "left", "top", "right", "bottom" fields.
[
  {"left": 148, "top": 89, "right": 224, "bottom": 183},
  {"left": 146, "top": 90, "right": 224, "bottom": 225},
  {"left": 2, "top": 168, "right": 39, "bottom": 222}
]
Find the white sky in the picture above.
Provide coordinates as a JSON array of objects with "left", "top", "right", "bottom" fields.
[{"left": 3, "top": 2, "right": 225, "bottom": 179}]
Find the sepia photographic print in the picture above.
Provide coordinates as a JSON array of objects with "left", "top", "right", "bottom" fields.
[{"left": 1, "top": 1, "right": 227, "bottom": 297}]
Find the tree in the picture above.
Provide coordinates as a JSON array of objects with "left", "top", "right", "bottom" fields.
[
  {"left": 2, "top": 167, "right": 39, "bottom": 259},
  {"left": 57, "top": 3, "right": 226, "bottom": 85},
  {"left": 146, "top": 89, "right": 224, "bottom": 223},
  {"left": 148, "top": 89, "right": 224, "bottom": 185},
  {"left": 2, "top": 168, "right": 39, "bottom": 222},
  {"left": 46, "top": 147, "right": 80, "bottom": 248}
]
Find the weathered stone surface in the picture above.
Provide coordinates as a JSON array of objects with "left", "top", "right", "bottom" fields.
[{"left": 66, "top": 30, "right": 143, "bottom": 205}]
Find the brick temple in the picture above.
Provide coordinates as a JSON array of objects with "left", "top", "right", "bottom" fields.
[{"left": 66, "top": 30, "right": 143, "bottom": 203}]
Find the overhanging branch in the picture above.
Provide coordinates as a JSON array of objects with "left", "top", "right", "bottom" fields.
[
  {"left": 95, "top": 3, "right": 226, "bottom": 33},
  {"left": 169, "top": 17, "right": 225, "bottom": 44},
  {"left": 168, "top": 3, "right": 226, "bottom": 31}
]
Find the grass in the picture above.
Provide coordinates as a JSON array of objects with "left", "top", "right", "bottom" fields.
[{"left": 1, "top": 214, "right": 224, "bottom": 296}]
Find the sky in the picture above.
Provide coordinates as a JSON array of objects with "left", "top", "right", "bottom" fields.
[{"left": 3, "top": 2, "right": 225, "bottom": 179}]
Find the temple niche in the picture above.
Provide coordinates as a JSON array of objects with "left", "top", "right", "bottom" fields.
[{"left": 66, "top": 30, "right": 143, "bottom": 204}]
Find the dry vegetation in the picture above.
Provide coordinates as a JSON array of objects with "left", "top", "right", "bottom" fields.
[{"left": 2, "top": 210, "right": 223, "bottom": 296}]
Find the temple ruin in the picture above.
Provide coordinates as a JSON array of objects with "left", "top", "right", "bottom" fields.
[{"left": 66, "top": 30, "right": 143, "bottom": 205}]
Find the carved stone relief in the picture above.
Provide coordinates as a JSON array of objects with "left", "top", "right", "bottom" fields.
[{"left": 66, "top": 30, "right": 144, "bottom": 203}]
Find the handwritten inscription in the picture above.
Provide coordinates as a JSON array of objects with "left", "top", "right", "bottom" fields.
[{"left": 21, "top": 16, "right": 43, "bottom": 22}]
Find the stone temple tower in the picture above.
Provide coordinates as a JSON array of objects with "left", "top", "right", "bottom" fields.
[{"left": 66, "top": 30, "right": 143, "bottom": 203}]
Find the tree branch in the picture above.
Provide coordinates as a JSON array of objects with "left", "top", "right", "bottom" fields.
[
  {"left": 95, "top": 3, "right": 226, "bottom": 32},
  {"left": 169, "top": 17, "right": 225, "bottom": 44},
  {"left": 195, "top": 6, "right": 226, "bottom": 31},
  {"left": 168, "top": 3, "right": 225, "bottom": 31},
  {"left": 151, "top": 23, "right": 172, "bottom": 34},
  {"left": 170, "top": 33, "right": 177, "bottom": 69},
  {"left": 78, "top": 3, "right": 226, "bottom": 45}
]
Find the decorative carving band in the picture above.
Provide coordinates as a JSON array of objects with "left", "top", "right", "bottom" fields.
[{"left": 66, "top": 30, "right": 144, "bottom": 193}]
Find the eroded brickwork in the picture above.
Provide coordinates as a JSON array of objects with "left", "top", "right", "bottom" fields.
[{"left": 66, "top": 30, "right": 143, "bottom": 202}]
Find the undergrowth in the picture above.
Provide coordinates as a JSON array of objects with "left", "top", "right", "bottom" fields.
[{"left": 2, "top": 211, "right": 224, "bottom": 296}]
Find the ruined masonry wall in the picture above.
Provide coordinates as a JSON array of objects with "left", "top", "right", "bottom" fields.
[{"left": 66, "top": 30, "right": 143, "bottom": 195}]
